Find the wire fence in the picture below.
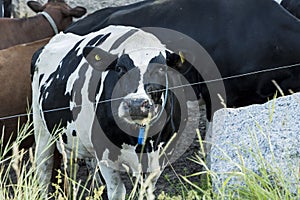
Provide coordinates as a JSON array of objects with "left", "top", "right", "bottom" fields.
[{"left": 1, "top": 61, "right": 299, "bottom": 121}]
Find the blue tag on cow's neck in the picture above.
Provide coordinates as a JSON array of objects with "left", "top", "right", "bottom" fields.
[{"left": 138, "top": 126, "right": 146, "bottom": 145}]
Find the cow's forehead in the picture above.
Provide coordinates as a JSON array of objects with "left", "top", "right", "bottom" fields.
[
  {"left": 110, "top": 30, "right": 167, "bottom": 68},
  {"left": 109, "top": 30, "right": 168, "bottom": 97},
  {"left": 129, "top": 49, "right": 165, "bottom": 73},
  {"left": 116, "top": 30, "right": 166, "bottom": 52}
]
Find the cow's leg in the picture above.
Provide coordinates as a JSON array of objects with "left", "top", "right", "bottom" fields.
[
  {"left": 99, "top": 161, "right": 126, "bottom": 200},
  {"left": 145, "top": 150, "right": 162, "bottom": 199},
  {"left": 32, "top": 104, "right": 54, "bottom": 189},
  {"left": 85, "top": 158, "right": 104, "bottom": 186},
  {"left": 34, "top": 126, "right": 55, "bottom": 188}
]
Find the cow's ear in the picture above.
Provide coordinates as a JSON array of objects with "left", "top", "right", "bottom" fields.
[
  {"left": 27, "top": 1, "right": 44, "bottom": 13},
  {"left": 166, "top": 50, "right": 187, "bottom": 72},
  {"left": 83, "top": 47, "right": 117, "bottom": 71},
  {"left": 62, "top": 6, "right": 87, "bottom": 18}
]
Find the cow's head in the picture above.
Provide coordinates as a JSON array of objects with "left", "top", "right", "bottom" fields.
[
  {"left": 27, "top": 0, "right": 86, "bottom": 32},
  {"left": 82, "top": 30, "right": 186, "bottom": 140}
]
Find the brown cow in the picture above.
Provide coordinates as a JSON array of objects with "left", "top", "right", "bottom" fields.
[
  {"left": 0, "top": 0, "right": 86, "bottom": 50},
  {"left": 0, "top": 38, "right": 51, "bottom": 150}
]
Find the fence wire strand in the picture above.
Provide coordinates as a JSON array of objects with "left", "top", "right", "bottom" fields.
[{"left": 0, "top": 62, "right": 299, "bottom": 121}]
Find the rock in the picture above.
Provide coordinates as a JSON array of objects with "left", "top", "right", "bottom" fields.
[
  {"left": 210, "top": 93, "right": 300, "bottom": 194},
  {"left": 11, "top": 0, "right": 142, "bottom": 18}
]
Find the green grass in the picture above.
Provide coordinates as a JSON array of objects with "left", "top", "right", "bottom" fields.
[{"left": 0, "top": 114, "right": 299, "bottom": 200}]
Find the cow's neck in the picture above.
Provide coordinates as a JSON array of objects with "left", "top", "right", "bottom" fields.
[{"left": 20, "top": 14, "right": 58, "bottom": 41}]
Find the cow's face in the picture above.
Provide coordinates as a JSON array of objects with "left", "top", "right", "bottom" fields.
[
  {"left": 119, "top": 52, "right": 168, "bottom": 126},
  {"left": 83, "top": 46, "right": 171, "bottom": 127}
]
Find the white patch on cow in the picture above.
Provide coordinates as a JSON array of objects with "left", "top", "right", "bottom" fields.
[
  {"left": 45, "top": 92, "right": 49, "bottom": 99},
  {"left": 71, "top": 66, "right": 96, "bottom": 156},
  {"left": 99, "top": 150, "right": 126, "bottom": 199},
  {"left": 69, "top": 100, "right": 76, "bottom": 110},
  {"left": 117, "top": 102, "right": 127, "bottom": 122},
  {"left": 95, "top": 71, "right": 109, "bottom": 111}
]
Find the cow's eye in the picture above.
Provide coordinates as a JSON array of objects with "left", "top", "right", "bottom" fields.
[{"left": 115, "top": 65, "right": 126, "bottom": 75}]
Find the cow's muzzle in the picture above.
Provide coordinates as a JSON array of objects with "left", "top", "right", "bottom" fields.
[
  {"left": 126, "top": 98, "right": 152, "bottom": 119},
  {"left": 119, "top": 97, "right": 155, "bottom": 126}
]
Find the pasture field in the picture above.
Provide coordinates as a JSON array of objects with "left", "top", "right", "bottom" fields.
[{"left": 0, "top": 105, "right": 299, "bottom": 199}]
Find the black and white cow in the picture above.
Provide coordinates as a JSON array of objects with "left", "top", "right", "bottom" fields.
[
  {"left": 65, "top": 0, "right": 300, "bottom": 122},
  {"left": 32, "top": 25, "right": 189, "bottom": 199}
]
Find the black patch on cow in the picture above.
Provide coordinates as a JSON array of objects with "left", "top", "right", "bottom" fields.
[
  {"left": 72, "top": 63, "right": 89, "bottom": 121},
  {"left": 86, "top": 33, "right": 111, "bottom": 47},
  {"left": 38, "top": 74, "right": 44, "bottom": 85},
  {"left": 116, "top": 54, "right": 136, "bottom": 71},
  {"left": 72, "top": 130, "right": 77, "bottom": 136},
  {"left": 109, "top": 29, "right": 139, "bottom": 51},
  {"left": 88, "top": 68, "right": 102, "bottom": 103},
  {"left": 149, "top": 53, "right": 166, "bottom": 65},
  {"left": 62, "top": 133, "right": 68, "bottom": 144},
  {"left": 115, "top": 54, "right": 140, "bottom": 94}
]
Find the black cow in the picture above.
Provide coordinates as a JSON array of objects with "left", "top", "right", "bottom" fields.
[
  {"left": 0, "top": 0, "right": 3, "bottom": 17},
  {"left": 65, "top": 0, "right": 300, "bottom": 122},
  {"left": 281, "top": 0, "right": 300, "bottom": 18},
  {"left": 4, "top": 0, "right": 11, "bottom": 17}
]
